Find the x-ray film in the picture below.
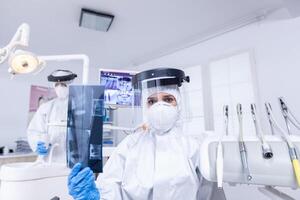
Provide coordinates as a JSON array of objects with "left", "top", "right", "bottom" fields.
[{"left": 66, "top": 85, "right": 104, "bottom": 173}]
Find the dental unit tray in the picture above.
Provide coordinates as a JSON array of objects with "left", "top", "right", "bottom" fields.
[{"left": 200, "top": 135, "right": 300, "bottom": 188}]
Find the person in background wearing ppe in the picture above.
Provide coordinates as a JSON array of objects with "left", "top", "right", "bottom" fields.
[
  {"left": 27, "top": 69, "right": 77, "bottom": 164},
  {"left": 68, "top": 68, "right": 226, "bottom": 200}
]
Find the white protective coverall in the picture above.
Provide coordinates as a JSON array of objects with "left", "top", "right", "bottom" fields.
[
  {"left": 27, "top": 69, "right": 76, "bottom": 164},
  {"left": 27, "top": 97, "right": 68, "bottom": 164},
  {"left": 97, "top": 86, "right": 226, "bottom": 200}
]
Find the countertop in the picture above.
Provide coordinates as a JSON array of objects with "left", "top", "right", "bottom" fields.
[
  {"left": 0, "top": 147, "right": 115, "bottom": 159},
  {"left": 0, "top": 153, "right": 36, "bottom": 159}
]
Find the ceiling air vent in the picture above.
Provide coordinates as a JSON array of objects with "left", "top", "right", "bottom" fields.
[{"left": 79, "top": 8, "right": 114, "bottom": 32}]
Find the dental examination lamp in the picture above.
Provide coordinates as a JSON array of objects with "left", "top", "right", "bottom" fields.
[{"left": 0, "top": 23, "right": 89, "bottom": 84}]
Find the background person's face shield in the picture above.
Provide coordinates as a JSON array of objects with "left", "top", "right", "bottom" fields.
[
  {"left": 132, "top": 68, "right": 190, "bottom": 132},
  {"left": 47, "top": 69, "right": 77, "bottom": 99}
]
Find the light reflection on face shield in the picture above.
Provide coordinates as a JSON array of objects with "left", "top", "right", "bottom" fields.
[{"left": 146, "top": 92, "right": 177, "bottom": 108}]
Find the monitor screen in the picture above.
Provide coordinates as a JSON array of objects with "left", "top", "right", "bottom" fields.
[{"left": 99, "top": 69, "right": 138, "bottom": 106}]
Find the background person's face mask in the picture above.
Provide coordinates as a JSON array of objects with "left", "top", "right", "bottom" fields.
[
  {"left": 146, "top": 101, "right": 179, "bottom": 134},
  {"left": 55, "top": 85, "right": 69, "bottom": 99}
]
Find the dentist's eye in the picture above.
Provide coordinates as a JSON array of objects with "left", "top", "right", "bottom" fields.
[
  {"left": 147, "top": 97, "right": 158, "bottom": 106},
  {"left": 162, "top": 95, "right": 176, "bottom": 104}
]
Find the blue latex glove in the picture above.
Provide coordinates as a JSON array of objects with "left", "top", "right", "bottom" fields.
[
  {"left": 68, "top": 163, "right": 100, "bottom": 200},
  {"left": 36, "top": 141, "right": 48, "bottom": 156}
]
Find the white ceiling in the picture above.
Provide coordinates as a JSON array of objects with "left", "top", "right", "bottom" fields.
[{"left": 0, "top": 0, "right": 286, "bottom": 69}]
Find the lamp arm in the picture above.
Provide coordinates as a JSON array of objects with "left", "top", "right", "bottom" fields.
[
  {"left": 0, "top": 23, "right": 30, "bottom": 64},
  {"left": 9, "top": 23, "right": 30, "bottom": 48},
  {"left": 38, "top": 54, "right": 90, "bottom": 84}
]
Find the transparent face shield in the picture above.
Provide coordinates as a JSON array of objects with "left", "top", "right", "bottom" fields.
[
  {"left": 47, "top": 69, "right": 77, "bottom": 100},
  {"left": 132, "top": 69, "right": 190, "bottom": 133}
]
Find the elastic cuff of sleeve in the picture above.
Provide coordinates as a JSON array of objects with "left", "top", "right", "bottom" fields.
[{"left": 89, "top": 190, "right": 100, "bottom": 200}]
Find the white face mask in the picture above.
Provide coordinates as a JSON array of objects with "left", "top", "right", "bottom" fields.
[
  {"left": 55, "top": 85, "right": 69, "bottom": 99},
  {"left": 146, "top": 101, "right": 179, "bottom": 134}
]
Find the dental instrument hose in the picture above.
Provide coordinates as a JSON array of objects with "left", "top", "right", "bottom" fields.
[
  {"left": 216, "top": 105, "right": 228, "bottom": 188},
  {"left": 251, "top": 104, "right": 273, "bottom": 159},
  {"left": 237, "top": 104, "right": 252, "bottom": 181},
  {"left": 265, "top": 103, "right": 300, "bottom": 187}
]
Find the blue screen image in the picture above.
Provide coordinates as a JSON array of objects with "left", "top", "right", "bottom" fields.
[{"left": 100, "top": 71, "right": 134, "bottom": 106}]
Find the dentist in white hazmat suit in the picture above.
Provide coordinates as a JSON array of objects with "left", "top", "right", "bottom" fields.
[
  {"left": 68, "top": 68, "right": 226, "bottom": 200},
  {"left": 27, "top": 69, "right": 77, "bottom": 164}
]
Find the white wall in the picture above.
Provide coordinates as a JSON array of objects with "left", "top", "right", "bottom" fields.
[
  {"left": 182, "top": 65, "right": 205, "bottom": 136},
  {"left": 137, "top": 9, "right": 300, "bottom": 135},
  {"left": 208, "top": 51, "right": 256, "bottom": 136}
]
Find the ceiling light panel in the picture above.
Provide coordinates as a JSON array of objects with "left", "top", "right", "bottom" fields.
[{"left": 79, "top": 8, "right": 114, "bottom": 32}]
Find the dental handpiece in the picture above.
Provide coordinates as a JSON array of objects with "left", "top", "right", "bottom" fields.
[
  {"left": 279, "top": 98, "right": 292, "bottom": 135},
  {"left": 279, "top": 97, "right": 300, "bottom": 131},
  {"left": 216, "top": 105, "right": 228, "bottom": 188},
  {"left": 265, "top": 103, "right": 300, "bottom": 187},
  {"left": 251, "top": 104, "right": 273, "bottom": 159},
  {"left": 237, "top": 104, "right": 252, "bottom": 181}
]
